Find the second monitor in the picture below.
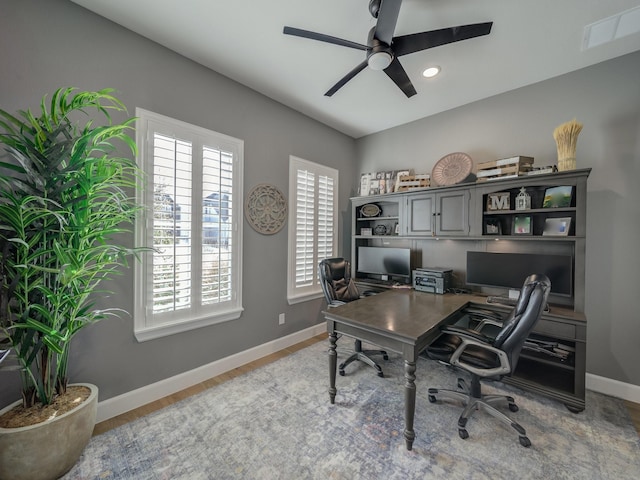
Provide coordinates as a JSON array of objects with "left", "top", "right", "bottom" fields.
[{"left": 357, "top": 246, "right": 411, "bottom": 283}]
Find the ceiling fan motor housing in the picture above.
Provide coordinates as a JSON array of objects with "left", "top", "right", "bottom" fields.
[
  {"left": 367, "top": 26, "right": 393, "bottom": 70},
  {"left": 369, "top": 0, "right": 382, "bottom": 18}
]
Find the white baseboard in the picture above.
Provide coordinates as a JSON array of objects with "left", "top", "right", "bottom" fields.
[
  {"left": 586, "top": 373, "right": 640, "bottom": 404},
  {"left": 97, "top": 323, "right": 327, "bottom": 423}
]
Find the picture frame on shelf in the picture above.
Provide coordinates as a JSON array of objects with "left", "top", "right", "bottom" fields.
[
  {"left": 513, "top": 215, "right": 533, "bottom": 235},
  {"left": 543, "top": 217, "right": 572, "bottom": 236},
  {"left": 360, "top": 227, "right": 373, "bottom": 236},
  {"left": 369, "top": 178, "right": 381, "bottom": 196},
  {"left": 359, "top": 173, "right": 372, "bottom": 196},
  {"left": 483, "top": 217, "right": 502, "bottom": 235},
  {"left": 542, "top": 185, "right": 573, "bottom": 208}
]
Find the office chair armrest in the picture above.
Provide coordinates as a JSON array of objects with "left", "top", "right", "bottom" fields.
[
  {"left": 464, "top": 307, "right": 503, "bottom": 319},
  {"left": 463, "top": 307, "right": 504, "bottom": 331},
  {"left": 474, "top": 318, "right": 504, "bottom": 332},
  {"left": 328, "top": 300, "right": 347, "bottom": 307},
  {"left": 440, "top": 325, "right": 493, "bottom": 345},
  {"left": 448, "top": 336, "right": 512, "bottom": 378}
]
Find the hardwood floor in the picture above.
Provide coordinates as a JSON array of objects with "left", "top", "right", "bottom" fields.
[
  {"left": 93, "top": 334, "right": 327, "bottom": 436},
  {"left": 625, "top": 400, "right": 640, "bottom": 436},
  {"left": 94, "top": 334, "right": 640, "bottom": 437}
]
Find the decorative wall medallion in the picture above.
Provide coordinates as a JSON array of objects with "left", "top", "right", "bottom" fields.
[{"left": 245, "top": 184, "right": 287, "bottom": 235}]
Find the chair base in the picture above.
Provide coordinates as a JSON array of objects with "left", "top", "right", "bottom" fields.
[
  {"left": 339, "top": 339, "right": 388, "bottom": 378},
  {"left": 428, "top": 377, "right": 531, "bottom": 447}
]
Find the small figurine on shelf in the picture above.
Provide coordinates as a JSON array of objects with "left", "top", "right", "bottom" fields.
[{"left": 515, "top": 187, "right": 531, "bottom": 211}]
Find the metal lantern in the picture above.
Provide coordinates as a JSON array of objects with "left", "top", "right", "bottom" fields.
[{"left": 515, "top": 187, "right": 531, "bottom": 211}]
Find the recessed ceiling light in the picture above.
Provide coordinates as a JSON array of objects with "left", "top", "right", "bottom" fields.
[{"left": 422, "top": 66, "right": 441, "bottom": 78}]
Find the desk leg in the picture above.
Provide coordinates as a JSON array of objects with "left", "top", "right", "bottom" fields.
[
  {"left": 329, "top": 332, "right": 337, "bottom": 404},
  {"left": 404, "top": 359, "right": 417, "bottom": 450}
]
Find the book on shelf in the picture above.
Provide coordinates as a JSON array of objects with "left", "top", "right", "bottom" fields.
[
  {"left": 477, "top": 156, "right": 534, "bottom": 170},
  {"left": 524, "top": 165, "right": 558, "bottom": 176}
]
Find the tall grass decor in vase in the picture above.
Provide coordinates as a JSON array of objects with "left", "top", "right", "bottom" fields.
[
  {"left": 0, "top": 87, "right": 144, "bottom": 480},
  {"left": 553, "top": 118, "right": 583, "bottom": 171}
]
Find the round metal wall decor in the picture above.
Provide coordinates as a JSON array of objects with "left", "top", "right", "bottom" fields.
[{"left": 245, "top": 184, "right": 287, "bottom": 235}]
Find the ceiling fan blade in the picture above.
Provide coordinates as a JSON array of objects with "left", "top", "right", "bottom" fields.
[
  {"left": 374, "top": 0, "right": 403, "bottom": 45},
  {"left": 383, "top": 58, "right": 417, "bottom": 98},
  {"left": 283, "top": 26, "right": 368, "bottom": 51},
  {"left": 325, "top": 60, "right": 368, "bottom": 97},
  {"left": 393, "top": 22, "right": 493, "bottom": 57}
]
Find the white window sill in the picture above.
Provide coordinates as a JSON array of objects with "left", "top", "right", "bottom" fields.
[
  {"left": 287, "top": 291, "right": 324, "bottom": 305},
  {"left": 134, "top": 307, "right": 244, "bottom": 342}
]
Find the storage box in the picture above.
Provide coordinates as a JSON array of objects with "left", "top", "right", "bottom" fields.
[
  {"left": 395, "top": 173, "right": 430, "bottom": 192},
  {"left": 477, "top": 156, "right": 534, "bottom": 182}
]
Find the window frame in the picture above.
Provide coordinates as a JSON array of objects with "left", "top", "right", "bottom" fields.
[
  {"left": 287, "top": 155, "right": 339, "bottom": 304},
  {"left": 134, "top": 108, "right": 244, "bottom": 341}
]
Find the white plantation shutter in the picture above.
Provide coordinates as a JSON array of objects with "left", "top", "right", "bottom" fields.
[
  {"left": 201, "top": 145, "right": 234, "bottom": 305},
  {"left": 135, "top": 109, "right": 244, "bottom": 341},
  {"left": 317, "top": 174, "right": 335, "bottom": 261},
  {"left": 288, "top": 156, "right": 338, "bottom": 304},
  {"left": 295, "top": 168, "right": 316, "bottom": 288},
  {"left": 152, "top": 133, "right": 193, "bottom": 313}
]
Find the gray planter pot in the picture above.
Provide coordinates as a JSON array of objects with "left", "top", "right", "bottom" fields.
[{"left": 0, "top": 383, "right": 98, "bottom": 480}]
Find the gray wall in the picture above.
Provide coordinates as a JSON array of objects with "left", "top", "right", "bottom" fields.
[
  {"left": 0, "top": 0, "right": 357, "bottom": 407},
  {"left": 355, "top": 50, "right": 640, "bottom": 387}
]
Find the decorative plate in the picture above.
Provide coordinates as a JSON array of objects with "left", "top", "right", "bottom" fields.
[
  {"left": 244, "top": 184, "right": 287, "bottom": 235},
  {"left": 432, "top": 152, "right": 473, "bottom": 186},
  {"left": 360, "top": 203, "right": 381, "bottom": 217}
]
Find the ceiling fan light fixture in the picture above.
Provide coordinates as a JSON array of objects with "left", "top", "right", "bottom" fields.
[
  {"left": 368, "top": 51, "right": 393, "bottom": 70},
  {"left": 422, "top": 66, "right": 441, "bottom": 78}
]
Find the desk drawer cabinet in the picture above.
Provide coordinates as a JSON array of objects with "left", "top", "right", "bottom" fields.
[
  {"left": 534, "top": 319, "right": 576, "bottom": 339},
  {"left": 512, "top": 314, "right": 585, "bottom": 412}
]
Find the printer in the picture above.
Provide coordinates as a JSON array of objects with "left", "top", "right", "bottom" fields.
[{"left": 412, "top": 267, "right": 453, "bottom": 294}]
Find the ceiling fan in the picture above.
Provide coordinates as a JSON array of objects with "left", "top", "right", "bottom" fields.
[{"left": 283, "top": 0, "right": 493, "bottom": 98}]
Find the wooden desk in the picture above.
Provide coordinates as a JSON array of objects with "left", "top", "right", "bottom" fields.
[{"left": 323, "top": 289, "right": 483, "bottom": 450}]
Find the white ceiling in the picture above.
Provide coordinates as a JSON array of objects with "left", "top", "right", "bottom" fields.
[{"left": 71, "top": 0, "right": 640, "bottom": 138}]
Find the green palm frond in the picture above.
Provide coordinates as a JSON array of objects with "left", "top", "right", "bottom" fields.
[{"left": 0, "top": 87, "right": 145, "bottom": 406}]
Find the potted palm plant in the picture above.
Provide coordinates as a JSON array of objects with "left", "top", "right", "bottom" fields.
[{"left": 0, "top": 87, "right": 143, "bottom": 480}]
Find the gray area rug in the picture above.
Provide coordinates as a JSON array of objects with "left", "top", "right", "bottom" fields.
[{"left": 65, "top": 340, "right": 640, "bottom": 479}]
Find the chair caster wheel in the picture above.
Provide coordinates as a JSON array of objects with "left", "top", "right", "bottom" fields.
[
  {"left": 509, "top": 403, "right": 519, "bottom": 412},
  {"left": 377, "top": 371, "right": 384, "bottom": 378},
  {"left": 383, "top": 354, "right": 389, "bottom": 360},
  {"left": 458, "top": 429, "right": 469, "bottom": 440},
  {"left": 339, "top": 369, "right": 345, "bottom": 376},
  {"left": 519, "top": 436, "right": 531, "bottom": 447},
  {"left": 428, "top": 395, "right": 437, "bottom": 403}
]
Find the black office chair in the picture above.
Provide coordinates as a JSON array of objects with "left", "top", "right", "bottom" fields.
[
  {"left": 318, "top": 257, "right": 388, "bottom": 377},
  {"left": 425, "top": 274, "right": 551, "bottom": 447}
]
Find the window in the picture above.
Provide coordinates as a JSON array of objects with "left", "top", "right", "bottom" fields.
[
  {"left": 287, "top": 156, "right": 338, "bottom": 304},
  {"left": 134, "top": 109, "right": 243, "bottom": 341}
]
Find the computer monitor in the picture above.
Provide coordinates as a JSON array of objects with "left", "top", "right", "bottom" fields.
[
  {"left": 466, "top": 251, "right": 573, "bottom": 297},
  {"left": 357, "top": 246, "right": 411, "bottom": 280}
]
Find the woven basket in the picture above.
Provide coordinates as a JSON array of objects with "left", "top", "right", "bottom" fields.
[{"left": 557, "top": 157, "right": 576, "bottom": 171}]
